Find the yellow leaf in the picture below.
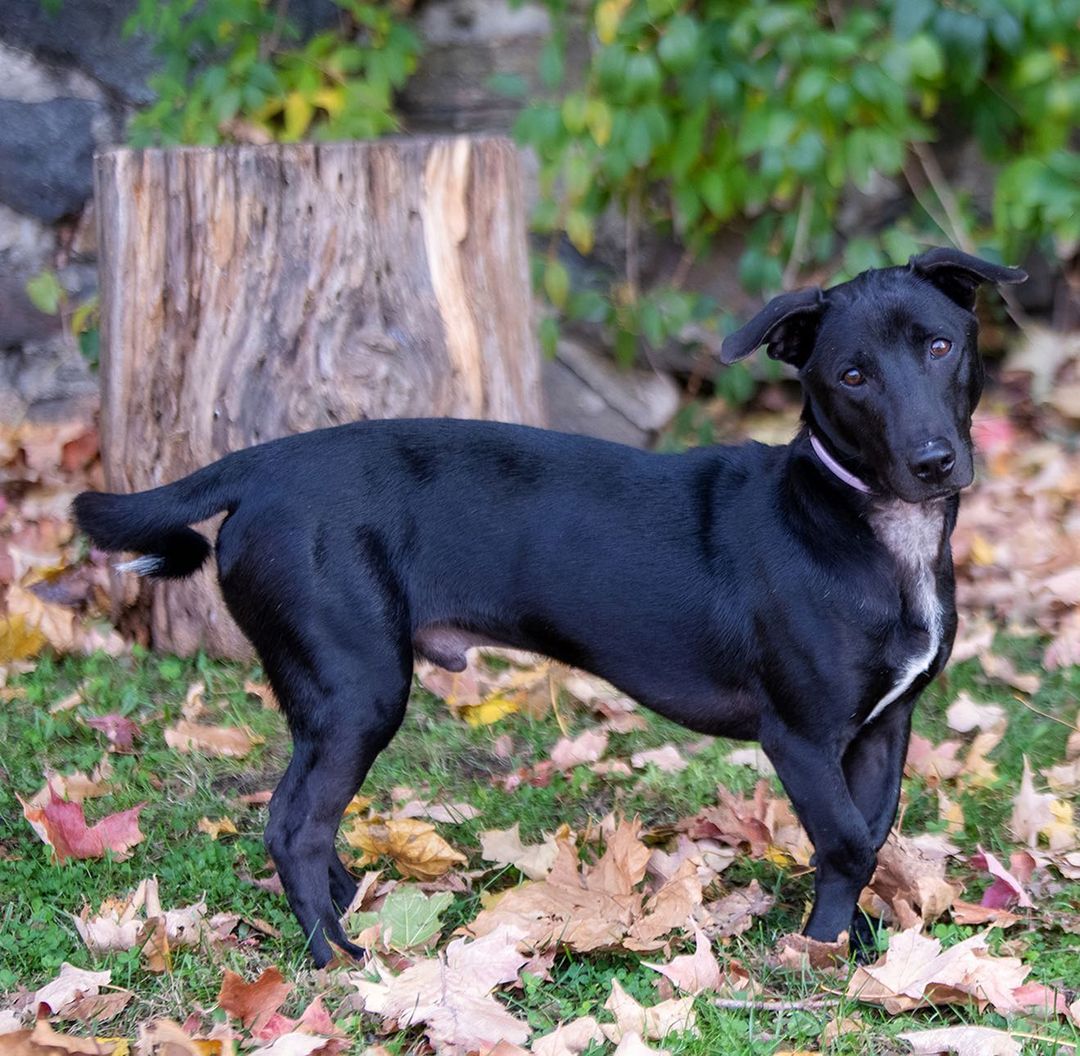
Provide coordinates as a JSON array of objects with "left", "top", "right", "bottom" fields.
[
  {"left": 586, "top": 98, "right": 613, "bottom": 147},
  {"left": 197, "top": 816, "right": 238, "bottom": 840},
  {"left": 283, "top": 90, "right": 314, "bottom": 141},
  {"left": 969, "top": 534, "right": 996, "bottom": 566},
  {"left": 0, "top": 612, "right": 47, "bottom": 663},
  {"left": 460, "top": 693, "right": 520, "bottom": 727},
  {"left": 344, "top": 816, "right": 466, "bottom": 880},
  {"left": 595, "top": 0, "right": 627, "bottom": 44},
  {"left": 764, "top": 844, "right": 794, "bottom": 868},
  {"left": 313, "top": 86, "right": 345, "bottom": 118},
  {"left": 344, "top": 793, "right": 374, "bottom": 816}
]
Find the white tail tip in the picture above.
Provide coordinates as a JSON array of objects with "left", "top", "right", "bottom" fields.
[{"left": 115, "top": 555, "right": 166, "bottom": 577}]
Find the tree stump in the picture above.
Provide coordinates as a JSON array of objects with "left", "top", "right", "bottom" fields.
[{"left": 94, "top": 135, "right": 544, "bottom": 658}]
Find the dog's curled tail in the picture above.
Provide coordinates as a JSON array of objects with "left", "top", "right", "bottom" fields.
[{"left": 73, "top": 458, "right": 241, "bottom": 580}]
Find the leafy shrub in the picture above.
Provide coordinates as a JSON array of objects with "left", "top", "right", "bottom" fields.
[
  {"left": 515, "top": 0, "right": 1080, "bottom": 375},
  {"left": 126, "top": 0, "right": 420, "bottom": 146}
]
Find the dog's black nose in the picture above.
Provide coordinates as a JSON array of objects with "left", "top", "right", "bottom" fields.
[{"left": 909, "top": 438, "right": 956, "bottom": 484}]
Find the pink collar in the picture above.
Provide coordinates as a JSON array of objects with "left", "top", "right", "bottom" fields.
[{"left": 809, "top": 432, "right": 872, "bottom": 494}]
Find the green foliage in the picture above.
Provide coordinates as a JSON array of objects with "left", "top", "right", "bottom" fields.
[
  {"left": 25, "top": 270, "right": 101, "bottom": 368},
  {"left": 516, "top": 0, "right": 1080, "bottom": 385},
  {"left": 126, "top": 0, "right": 420, "bottom": 146}
]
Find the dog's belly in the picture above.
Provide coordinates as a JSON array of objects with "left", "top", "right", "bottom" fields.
[{"left": 413, "top": 622, "right": 763, "bottom": 739}]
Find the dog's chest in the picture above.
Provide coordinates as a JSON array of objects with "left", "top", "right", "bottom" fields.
[{"left": 861, "top": 500, "right": 946, "bottom": 725}]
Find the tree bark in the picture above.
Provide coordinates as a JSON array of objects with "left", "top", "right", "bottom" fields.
[{"left": 94, "top": 135, "right": 544, "bottom": 658}]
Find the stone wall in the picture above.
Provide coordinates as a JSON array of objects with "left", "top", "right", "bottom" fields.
[{"left": 0, "top": 0, "right": 676, "bottom": 442}]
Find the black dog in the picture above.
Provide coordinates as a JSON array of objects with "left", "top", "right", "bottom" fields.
[{"left": 73, "top": 247, "right": 1024, "bottom": 967}]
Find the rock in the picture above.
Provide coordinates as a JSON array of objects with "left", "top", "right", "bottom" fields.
[
  {"left": 0, "top": 0, "right": 157, "bottom": 105},
  {"left": 0, "top": 98, "right": 102, "bottom": 221},
  {"left": 0, "top": 272, "right": 62, "bottom": 347},
  {"left": 543, "top": 336, "right": 680, "bottom": 447},
  {"left": 401, "top": 0, "right": 588, "bottom": 132},
  {"left": 0, "top": 203, "right": 53, "bottom": 269},
  {"left": 0, "top": 40, "right": 104, "bottom": 104},
  {"left": 0, "top": 335, "right": 98, "bottom": 424}
]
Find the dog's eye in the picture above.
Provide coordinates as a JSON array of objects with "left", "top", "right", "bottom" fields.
[
  {"left": 841, "top": 368, "right": 865, "bottom": 387},
  {"left": 929, "top": 337, "right": 952, "bottom": 359}
]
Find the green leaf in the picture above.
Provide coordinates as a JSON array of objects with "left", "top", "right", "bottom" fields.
[
  {"left": 539, "top": 316, "right": 560, "bottom": 358},
  {"left": 891, "top": 0, "right": 933, "bottom": 40},
  {"left": 658, "top": 15, "right": 701, "bottom": 74},
  {"left": 25, "top": 271, "right": 63, "bottom": 315},
  {"left": 906, "top": 34, "right": 944, "bottom": 81},
  {"left": 362, "top": 885, "right": 453, "bottom": 951},
  {"left": 543, "top": 260, "right": 570, "bottom": 309},
  {"left": 539, "top": 35, "right": 564, "bottom": 89}
]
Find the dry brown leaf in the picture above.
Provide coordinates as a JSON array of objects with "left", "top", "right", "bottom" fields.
[
  {"left": 957, "top": 725, "right": 1005, "bottom": 788},
  {"left": 899, "top": 1025, "right": 1021, "bottom": 1056},
  {"left": 198, "top": 816, "right": 239, "bottom": 840},
  {"left": 612, "top": 1035, "right": 671, "bottom": 1056},
  {"left": 29, "top": 759, "right": 114, "bottom": 806},
  {"left": 351, "top": 925, "right": 529, "bottom": 1056},
  {"left": 701, "top": 879, "right": 775, "bottom": 938},
  {"left": 217, "top": 966, "right": 292, "bottom": 1034},
  {"left": 867, "top": 834, "right": 962, "bottom": 927},
  {"left": 467, "top": 819, "right": 693, "bottom": 953},
  {"left": 550, "top": 729, "right": 609, "bottom": 771},
  {"left": 978, "top": 652, "right": 1040, "bottom": 694},
  {"left": 643, "top": 928, "right": 722, "bottom": 995},
  {"left": 392, "top": 799, "right": 480, "bottom": 824},
  {"left": 905, "top": 734, "right": 964, "bottom": 784},
  {"left": 34, "top": 963, "right": 112, "bottom": 1013},
  {"left": 244, "top": 680, "right": 278, "bottom": 710},
  {"left": 1009, "top": 757, "right": 1075, "bottom": 849},
  {"left": 847, "top": 927, "right": 1029, "bottom": 1015},
  {"left": 600, "top": 979, "right": 696, "bottom": 1044},
  {"left": 480, "top": 823, "right": 562, "bottom": 880},
  {"left": 530, "top": 1016, "right": 605, "bottom": 1056},
  {"left": 945, "top": 693, "right": 1005, "bottom": 733},
  {"left": 950, "top": 901, "right": 1022, "bottom": 928},
  {"left": 4, "top": 1017, "right": 123, "bottom": 1055},
  {"left": 776, "top": 932, "right": 849, "bottom": 972},
  {"left": 164, "top": 719, "right": 258, "bottom": 758},
  {"left": 630, "top": 745, "right": 688, "bottom": 773},
  {"left": 344, "top": 816, "right": 466, "bottom": 880},
  {"left": 971, "top": 847, "right": 1033, "bottom": 909},
  {"left": 6, "top": 582, "right": 76, "bottom": 653},
  {"left": 722, "top": 747, "right": 775, "bottom": 775}
]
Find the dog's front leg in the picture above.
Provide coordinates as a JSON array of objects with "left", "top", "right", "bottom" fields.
[
  {"left": 760, "top": 715, "right": 876, "bottom": 943},
  {"left": 842, "top": 700, "right": 915, "bottom": 850}
]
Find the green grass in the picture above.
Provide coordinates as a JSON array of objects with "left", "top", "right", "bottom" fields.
[{"left": 1, "top": 641, "right": 1078, "bottom": 1054}]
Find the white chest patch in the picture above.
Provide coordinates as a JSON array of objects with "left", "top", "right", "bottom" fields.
[{"left": 861, "top": 499, "right": 946, "bottom": 726}]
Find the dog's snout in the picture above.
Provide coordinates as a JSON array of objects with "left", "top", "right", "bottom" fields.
[{"left": 909, "top": 438, "right": 956, "bottom": 484}]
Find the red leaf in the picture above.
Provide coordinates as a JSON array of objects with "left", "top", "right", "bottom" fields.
[
  {"left": 84, "top": 713, "right": 139, "bottom": 750},
  {"left": 23, "top": 788, "right": 145, "bottom": 861}
]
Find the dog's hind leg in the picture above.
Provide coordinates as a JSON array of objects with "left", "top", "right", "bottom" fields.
[
  {"left": 760, "top": 717, "right": 877, "bottom": 943},
  {"left": 263, "top": 669, "right": 409, "bottom": 967}
]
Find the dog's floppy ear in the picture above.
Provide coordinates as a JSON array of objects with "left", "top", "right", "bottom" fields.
[
  {"left": 909, "top": 247, "right": 1027, "bottom": 311},
  {"left": 720, "top": 287, "right": 826, "bottom": 366}
]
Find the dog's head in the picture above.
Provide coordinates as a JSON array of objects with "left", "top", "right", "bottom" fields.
[{"left": 720, "top": 248, "right": 1027, "bottom": 503}]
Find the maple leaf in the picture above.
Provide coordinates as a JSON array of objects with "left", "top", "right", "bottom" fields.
[
  {"left": 600, "top": 979, "right": 696, "bottom": 1044},
  {"left": 467, "top": 818, "right": 697, "bottom": 954},
  {"left": 949, "top": 901, "right": 1021, "bottom": 928},
  {"left": 348, "top": 885, "right": 453, "bottom": 952},
  {"left": 905, "top": 734, "right": 964, "bottom": 784},
  {"left": 630, "top": 745, "right": 688, "bottom": 773},
  {"left": 957, "top": 725, "right": 1006, "bottom": 788},
  {"left": 82, "top": 713, "right": 139, "bottom": 750},
  {"left": 550, "top": 729, "right": 609, "bottom": 771},
  {"left": 198, "top": 816, "right": 239, "bottom": 840},
  {"left": 613, "top": 1034, "right": 671, "bottom": 1056},
  {"left": 644, "top": 927, "right": 722, "bottom": 994},
  {"left": 5, "top": 1016, "right": 124, "bottom": 1055},
  {"left": 531, "top": 1016, "right": 605, "bottom": 1056},
  {"left": 392, "top": 799, "right": 481, "bottom": 824},
  {"left": 946, "top": 692, "right": 1005, "bottom": 733},
  {"left": 700, "top": 879, "right": 775, "bottom": 939},
  {"left": 218, "top": 966, "right": 293, "bottom": 1035},
  {"left": 21, "top": 788, "right": 144, "bottom": 861},
  {"left": 480, "top": 822, "right": 562, "bottom": 880},
  {"left": 1009, "top": 757, "right": 1076, "bottom": 848},
  {"left": 164, "top": 719, "right": 258, "bottom": 758},
  {"left": 899, "top": 1025, "right": 1021, "bottom": 1056},
  {"left": 847, "top": 927, "right": 1030, "bottom": 1015},
  {"left": 867, "top": 833, "right": 962, "bottom": 928},
  {"left": 344, "top": 816, "right": 466, "bottom": 880},
  {"left": 971, "top": 847, "right": 1034, "bottom": 909},
  {"left": 352, "top": 925, "right": 530, "bottom": 1056},
  {"left": 33, "top": 963, "right": 112, "bottom": 1014},
  {"left": 648, "top": 834, "right": 736, "bottom": 888},
  {"left": 29, "top": 758, "right": 114, "bottom": 806}
]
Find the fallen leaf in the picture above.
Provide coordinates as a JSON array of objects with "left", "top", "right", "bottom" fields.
[
  {"left": 701, "top": 879, "right": 775, "bottom": 938},
  {"left": 392, "top": 800, "right": 481, "bottom": 824},
  {"left": 905, "top": 734, "right": 964, "bottom": 784},
  {"left": 344, "top": 816, "right": 466, "bottom": 880},
  {"left": 22, "top": 789, "right": 144, "bottom": 861},
  {"left": 644, "top": 928, "right": 722, "bottom": 994},
  {"left": 550, "top": 729, "right": 609, "bottom": 771},
  {"left": 6, "top": 1018, "right": 124, "bottom": 1055},
  {"left": 244, "top": 680, "right": 278, "bottom": 710},
  {"left": 946, "top": 693, "right": 1005, "bottom": 733},
  {"left": 899, "top": 1025, "right": 1020, "bottom": 1056},
  {"left": 600, "top": 979, "right": 696, "bottom": 1043},
  {"left": 82, "top": 713, "right": 139, "bottom": 750},
  {"left": 957, "top": 725, "right": 1005, "bottom": 788},
  {"left": 217, "top": 966, "right": 292, "bottom": 1034},
  {"left": 978, "top": 653, "right": 1040, "bottom": 694},
  {"left": 949, "top": 900, "right": 1021, "bottom": 927},
  {"left": 612, "top": 1034, "right": 671, "bottom": 1056},
  {"left": 722, "top": 747, "right": 775, "bottom": 775},
  {"left": 630, "top": 745, "right": 688, "bottom": 773},
  {"left": 348, "top": 885, "right": 452, "bottom": 951},
  {"left": 1009, "top": 757, "right": 1074, "bottom": 848},
  {"left": 351, "top": 924, "right": 530, "bottom": 1056},
  {"left": 198, "top": 816, "right": 239, "bottom": 840},
  {"left": 164, "top": 719, "right": 258, "bottom": 758},
  {"left": 34, "top": 963, "right": 112, "bottom": 1013},
  {"left": 847, "top": 927, "right": 1029, "bottom": 1015},
  {"left": 531, "top": 1016, "right": 605, "bottom": 1056},
  {"left": 480, "top": 823, "right": 562, "bottom": 880},
  {"left": 777, "top": 932, "right": 849, "bottom": 972},
  {"left": 6, "top": 582, "right": 76, "bottom": 653},
  {"left": 868, "top": 834, "right": 962, "bottom": 927},
  {"left": 971, "top": 847, "right": 1034, "bottom": 909}
]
